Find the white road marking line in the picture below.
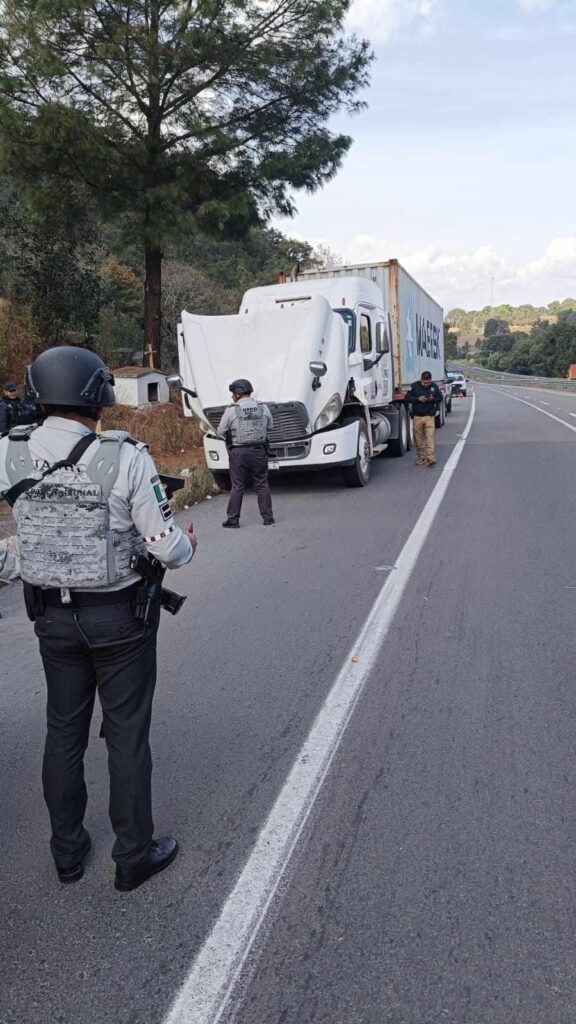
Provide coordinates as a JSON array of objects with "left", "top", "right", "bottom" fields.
[
  {"left": 163, "top": 396, "right": 477, "bottom": 1024},
  {"left": 540, "top": 401, "right": 550, "bottom": 406},
  {"left": 481, "top": 382, "right": 576, "bottom": 398},
  {"left": 492, "top": 388, "right": 576, "bottom": 434},
  {"left": 571, "top": 413, "right": 576, "bottom": 419}
]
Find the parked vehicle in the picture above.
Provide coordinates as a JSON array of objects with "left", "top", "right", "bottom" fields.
[
  {"left": 174, "top": 259, "right": 445, "bottom": 488},
  {"left": 440, "top": 377, "right": 453, "bottom": 417},
  {"left": 447, "top": 371, "right": 467, "bottom": 397}
]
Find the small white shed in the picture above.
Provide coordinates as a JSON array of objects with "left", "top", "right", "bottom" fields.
[{"left": 112, "top": 367, "right": 169, "bottom": 407}]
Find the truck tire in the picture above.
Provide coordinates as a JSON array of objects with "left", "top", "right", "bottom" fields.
[
  {"left": 446, "top": 396, "right": 452, "bottom": 414},
  {"left": 343, "top": 420, "right": 371, "bottom": 487},
  {"left": 211, "top": 470, "right": 231, "bottom": 491},
  {"left": 388, "top": 405, "right": 409, "bottom": 457},
  {"left": 435, "top": 402, "right": 445, "bottom": 429}
]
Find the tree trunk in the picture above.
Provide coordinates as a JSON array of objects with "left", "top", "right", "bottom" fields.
[
  {"left": 143, "top": 0, "right": 162, "bottom": 370},
  {"left": 144, "top": 245, "right": 162, "bottom": 368}
]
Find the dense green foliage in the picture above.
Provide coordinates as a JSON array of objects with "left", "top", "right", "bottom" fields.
[
  {"left": 0, "top": 174, "right": 323, "bottom": 381},
  {"left": 478, "top": 313, "right": 576, "bottom": 377},
  {"left": 447, "top": 299, "right": 576, "bottom": 336},
  {"left": 0, "top": 0, "right": 371, "bottom": 364},
  {"left": 448, "top": 300, "right": 576, "bottom": 377}
]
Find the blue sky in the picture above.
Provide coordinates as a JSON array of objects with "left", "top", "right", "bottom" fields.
[{"left": 274, "top": 0, "right": 576, "bottom": 312}]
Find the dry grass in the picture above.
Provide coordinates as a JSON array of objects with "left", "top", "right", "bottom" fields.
[{"left": 101, "top": 401, "right": 204, "bottom": 454}]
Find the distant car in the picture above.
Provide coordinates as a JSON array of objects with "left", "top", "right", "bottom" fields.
[{"left": 446, "top": 372, "right": 467, "bottom": 397}]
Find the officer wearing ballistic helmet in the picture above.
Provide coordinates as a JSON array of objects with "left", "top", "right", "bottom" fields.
[
  {"left": 0, "top": 347, "right": 197, "bottom": 891},
  {"left": 218, "top": 379, "right": 275, "bottom": 528}
]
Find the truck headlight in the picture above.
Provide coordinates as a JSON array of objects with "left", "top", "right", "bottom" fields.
[
  {"left": 314, "top": 393, "right": 343, "bottom": 431},
  {"left": 208, "top": 451, "right": 220, "bottom": 461}
]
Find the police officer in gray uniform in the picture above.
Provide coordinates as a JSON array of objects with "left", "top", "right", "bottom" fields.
[
  {"left": 0, "top": 347, "right": 197, "bottom": 891},
  {"left": 218, "top": 379, "right": 274, "bottom": 528}
]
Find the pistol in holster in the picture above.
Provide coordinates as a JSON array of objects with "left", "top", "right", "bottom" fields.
[{"left": 129, "top": 554, "right": 187, "bottom": 620}]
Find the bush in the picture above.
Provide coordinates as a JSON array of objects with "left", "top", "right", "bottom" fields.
[{"left": 167, "top": 464, "right": 220, "bottom": 509}]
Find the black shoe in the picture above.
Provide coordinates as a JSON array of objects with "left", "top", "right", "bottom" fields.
[
  {"left": 263, "top": 518, "right": 275, "bottom": 526},
  {"left": 114, "top": 836, "right": 179, "bottom": 893},
  {"left": 222, "top": 519, "right": 240, "bottom": 529},
  {"left": 56, "top": 837, "right": 91, "bottom": 885}
]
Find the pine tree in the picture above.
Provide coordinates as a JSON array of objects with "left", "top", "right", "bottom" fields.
[{"left": 0, "top": 0, "right": 371, "bottom": 366}]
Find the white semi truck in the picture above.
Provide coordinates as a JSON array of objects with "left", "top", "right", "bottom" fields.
[{"left": 174, "top": 260, "right": 445, "bottom": 488}]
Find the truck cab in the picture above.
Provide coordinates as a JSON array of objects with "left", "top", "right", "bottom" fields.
[
  {"left": 175, "top": 262, "right": 443, "bottom": 489},
  {"left": 177, "top": 277, "right": 398, "bottom": 488}
]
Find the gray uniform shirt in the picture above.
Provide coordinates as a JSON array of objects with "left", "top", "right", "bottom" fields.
[
  {"left": 0, "top": 416, "right": 193, "bottom": 588},
  {"left": 218, "top": 398, "right": 273, "bottom": 445}
]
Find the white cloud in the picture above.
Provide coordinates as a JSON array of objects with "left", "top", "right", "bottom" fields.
[
  {"left": 333, "top": 234, "right": 576, "bottom": 310},
  {"left": 516, "top": 0, "right": 556, "bottom": 11},
  {"left": 491, "top": 24, "right": 532, "bottom": 41},
  {"left": 347, "top": 0, "right": 437, "bottom": 43}
]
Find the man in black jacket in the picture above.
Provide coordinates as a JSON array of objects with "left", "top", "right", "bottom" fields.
[
  {"left": 0, "top": 381, "right": 37, "bottom": 435},
  {"left": 406, "top": 371, "right": 443, "bottom": 467}
]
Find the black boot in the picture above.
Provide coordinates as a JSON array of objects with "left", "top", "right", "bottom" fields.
[
  {"left": 56, "top": 836, "right": 91, "bottom": 885},
  {"left": 114, "top": 836, "right": 179, "bottom": 892}
]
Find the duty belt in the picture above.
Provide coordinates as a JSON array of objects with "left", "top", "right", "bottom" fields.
[{"left": 35, "top": 582, "right": 141, "bottom": 608}]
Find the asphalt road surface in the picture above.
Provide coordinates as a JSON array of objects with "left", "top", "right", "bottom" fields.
[{"left": 1, "top": 385, "right": 575, "bottom": 1024}]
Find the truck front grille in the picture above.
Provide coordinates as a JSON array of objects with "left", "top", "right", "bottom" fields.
[{"left": 204, "top": 402, "right": 310, "bottom": 443}]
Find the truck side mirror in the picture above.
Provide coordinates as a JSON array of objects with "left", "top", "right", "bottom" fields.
[
  {"left": 376, "top": 319, "right": 391, "bottom": 355},
  {"left": 309, "top": 361, "right": 327, "bottom": 392},
  {"left": 166, "top": 373, "right": 197, "bottom": 399},
  {"left": 309, "top": 361, "right": 327, "bottom": 377}
]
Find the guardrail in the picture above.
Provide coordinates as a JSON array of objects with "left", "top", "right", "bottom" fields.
[{"left": 447, "top": 364, "right": 576, "bottom": 393}]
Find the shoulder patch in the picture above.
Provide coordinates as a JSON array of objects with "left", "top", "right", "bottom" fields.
[{"left": 151, "top": 475, "right": 172, "bottom": 522}]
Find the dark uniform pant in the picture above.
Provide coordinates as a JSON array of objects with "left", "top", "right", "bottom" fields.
[
  {"left": 33, "top": 595, "right": 160, "bottom": 871},
  {"left": 227, "top": 444, "right": 273, "bottom": 522}
]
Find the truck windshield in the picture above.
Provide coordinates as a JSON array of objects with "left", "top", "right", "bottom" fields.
[{"left": 334, "top": 308, "right": 356, "bottom": 353}]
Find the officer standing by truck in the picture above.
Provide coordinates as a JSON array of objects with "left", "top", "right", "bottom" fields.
[
  {"left": 406, "top": 370, "right": 443, "bottom": 467},
  {"left": 0, "top": 346, "right": 197, "bottom": 891},
  {"left": 218, "top": 378, "right": 275, "bottom": 528}
]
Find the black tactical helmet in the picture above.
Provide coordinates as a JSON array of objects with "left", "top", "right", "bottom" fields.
[
  {"left": 26, "top": 347, "right": 116, "bottom": 408},
  {"left": 229, "top": 378, "right": 253, "bottom": 395}
]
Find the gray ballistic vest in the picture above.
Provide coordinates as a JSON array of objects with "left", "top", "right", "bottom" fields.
[
  {"left": 5, "top": 427, "right": 145, "bottom": 588},
  {"left": 233, "top": 403, "right": 267, "bottom": 445}
]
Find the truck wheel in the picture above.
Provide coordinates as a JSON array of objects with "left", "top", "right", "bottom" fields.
[
  {"left": 435, "top": 402, "right": 445, "bottom": 429},
  {"left": 446, "top": 397, "right": 452, "bottom": 414},
  {"left": 343, "top": 420, "right": 371, "bottom": 487},
  {"left": 211, "top": 470, "right": 231, "bottom": 491},
  {"left": 388, "top": 405, "right": 409, "bottom": 457}
]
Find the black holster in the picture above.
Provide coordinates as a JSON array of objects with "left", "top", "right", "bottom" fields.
[{"left": 23, "top": 582, "right": 44, "bottom": 622}]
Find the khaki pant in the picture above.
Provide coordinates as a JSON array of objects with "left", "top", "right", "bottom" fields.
[{"left": 413, "top": 415, "right": 436, "bottom": 464}]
